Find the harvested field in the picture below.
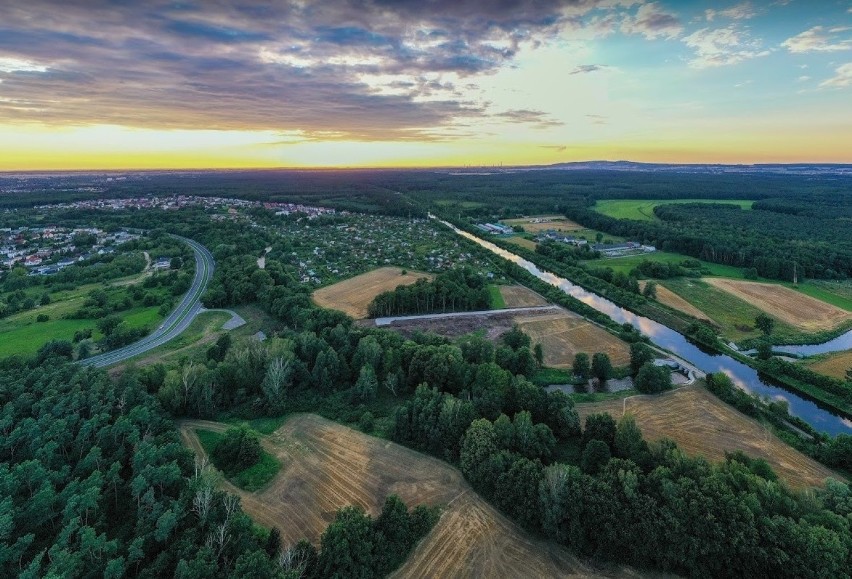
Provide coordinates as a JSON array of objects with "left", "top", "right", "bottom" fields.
[
  {"left": 499, "top": 285, "right": 549, "bottom": 308},
  {"left": 807, "top": 350, "right": 852, "bottom": 380},
  {"left": 705, "top": 278, "right": 852, "bottom": 332},
  {"left": 515, "top": 311, "right": 631, "bottom": 368},
  {"left": 576, "top": 385, "right": 837, "bottom": 489},
  {"left": 312, "top": 267, "right": 433, "bottom": 319},
  {"left": 639, "top": 280, "right": 712, "bottom": 321},
  {"left": 181, "top": 415, "right": 644, "bottom": 579},
  {"left": 501, "top": 216, "right": 584, "bottom": 234}
]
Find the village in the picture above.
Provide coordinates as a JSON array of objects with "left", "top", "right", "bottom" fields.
[{"left": 0, "top": 226, "right": 140, "bottom": 276}]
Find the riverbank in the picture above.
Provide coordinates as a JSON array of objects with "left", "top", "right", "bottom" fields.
[{"left": 434, "top": 214, "right": 851, "bottom": 435}]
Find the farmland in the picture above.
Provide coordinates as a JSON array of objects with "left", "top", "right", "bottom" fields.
[
  {"left": 586, "top": 249, "right": 744, "bottom": 278},
  {"left": 500, "top": 215, "right": 584, "bottom": 234},
  {"left": 639, "top": 280, "right": 711, "bottom": 322},
  {"left": 499, "top": 285, "right": 549, "bottom": 308},
  {"left": 576, "top": 385, "right": 838, "bottom": 489},
  {"left": 661, "top": 278, "right": 782, "bottom": 342},
  {"left": 807, "top": 350, "right": 852, "bottom": 380},
  {"left": 705, "top": 278, "right": 852, "bottom": 333},
  {"left": 312, "top": 267, "right": 434, "bottom": 319},
  {"left": 503, "top": 235, "right": 538, "bottom": 250},
  {"left": 593, "top": 199, "right": 754, "bottom": 221},
  {"left": 514, "top": 310, "right": 631, "bottom": 368},
  {"left": 180, "top": 414, "right": 634, "bottom": 578}
]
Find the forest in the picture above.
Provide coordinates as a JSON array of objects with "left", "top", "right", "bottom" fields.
[{"left": 367, "top": 268, "right": 491, "bottom": 318}]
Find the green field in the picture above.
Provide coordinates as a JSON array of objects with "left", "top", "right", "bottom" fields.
[
  {"left": 586, "top": 250, "right": 744, "bottom": 278},
  {"left": 487, "top": 284, "right": 506, "bottom": 309},
  {"left": 196, "top": 428, "right": 281, "bottom": 491},
  {"left": 0, "top": 305, "right": 162, "bottom": 358},
  {"left": 661, "top": 279, "right": 801, "bottom": 343},
  {"left": 594, "top": 199, "right": 753, "bottom": 221}
]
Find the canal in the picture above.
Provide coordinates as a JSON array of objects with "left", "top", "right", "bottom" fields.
[{"left": 440, "top": 219, "right": 852, "bottom": 436}]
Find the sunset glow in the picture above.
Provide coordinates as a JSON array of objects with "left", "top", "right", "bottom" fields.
[{"left": 1, "top": 1, "right": 850, "bottom": 169}]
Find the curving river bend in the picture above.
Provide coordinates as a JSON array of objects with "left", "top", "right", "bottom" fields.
[{"left": 440, "top": 218, "right": 852, "bottom": 436}]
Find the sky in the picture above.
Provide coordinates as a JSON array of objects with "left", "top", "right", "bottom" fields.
[{"left": 0, "top": 0, "right": 850, "bottom": 170}]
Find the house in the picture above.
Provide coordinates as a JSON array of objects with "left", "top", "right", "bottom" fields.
[{"left": 153, "top": 257, "right": 172, "bottom": 270}]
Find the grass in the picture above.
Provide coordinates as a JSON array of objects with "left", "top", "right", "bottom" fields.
[
  {"left": 0, "top": 304, "right": 162, "bottom": 358},
  {"left": 594, "top": 199, "right": 753, "bottom": 221},
  {"left": 585, "top": 250, "right": 743, "bottom": 278},
  {"left": 196, "top": 429, "right": 281, "bottom": 492},
  {"left": 531, "top": 367, "right": 574, "bottom": 386},
  {"left": 504, "top": 235, "right": 537, "bottom": 250},
  {"left": 124, "top": 310, "right": 231, "bottom": 364},
  {"left": 571, "top": 388, "right": 639, "bottom": 403},
  {"left": 222, "top": 415, "right": 292, "bottom": 435},
  {"left": 487, "top": 285, "right": 506, "bottom": 309}
]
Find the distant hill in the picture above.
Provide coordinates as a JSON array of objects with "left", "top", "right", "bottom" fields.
[{"left": 544, "top": 160, "right": 852, "bottom": 176}]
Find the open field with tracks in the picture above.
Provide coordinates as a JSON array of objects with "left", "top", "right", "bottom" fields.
[
  {"left": 499, "top": 285, "right": 549, "bottom": 308},
  {"left": 705, "top": 278, "right": 852, "bottom": 332},
  {"left": 515, "top": 311, "right": 630, "bottom": 368},
  {"left": 504, "top": 235, "right": 538, "bottom": 250},
  {"left": 181, "top": 415, "right": 641, "bottom": 579},
  {"left": 501, "top": 216, "right": 584, "bottom": 234},
  {"left": 639, "top": 280, "right": 711, "bottom": 321},
  {"left": 576, "top": 385, "right": 837, "bottom": 489},
  {"left": 807, "top": 350, "right": 852, "bottom": 380},
  {"left": 312, "top": 267, "right": 434, "bottom": 319},
  {"left": 593, "top": 199, "right": 753, "bottom": 221}
]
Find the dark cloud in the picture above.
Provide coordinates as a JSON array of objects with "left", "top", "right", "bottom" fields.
[
  {"left": 569, "top": 64, "right": 606, "bottom": 74},
  {"left": 495, "top": 109, "right": 564, "bottom": 128},
  {"left": 0, "top": 0, "right": 645, "bottom": 139}
]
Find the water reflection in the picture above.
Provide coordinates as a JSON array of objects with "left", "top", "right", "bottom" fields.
[{"left": 446, "top": 220, "right": 852, "bottom": 436}]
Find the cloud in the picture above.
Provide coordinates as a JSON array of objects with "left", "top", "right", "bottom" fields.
[
  {"left": 782, "top": 26, "right": 852, "bottom": 53},
  {"left": 820, "top": 63, "right": 852, "bottom": 88},
  {"left": 494, "top": 109, "right": 564, "bottom": 128},
  {"left": 705, "top": 2, "right": 758, "bottom": 22},
  {"left": 0, "top": 0, "right": 655, "bottom": 140},
  {"left": 682, "top": 26, "right": 769, "bottom": 67},
  {"left": 621, "top": 3, "right": 683, "bottom": 40},
  {"left": 569, "top": 64, "right": 607, "bottom": 74},
  {"left": 586, "top": 114, "right": 608, "bottom": 124}
]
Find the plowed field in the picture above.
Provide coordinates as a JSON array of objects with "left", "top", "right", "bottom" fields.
[
  {"left": 808, "top": 350, "right": 852, "bottom": 380},
  {"left": 515, "top": 311, "right": 631, "bottom": 368},
  {"left": 705, "top": 278, "right": 851, "bottom": 332},
  {"left": 180, "top": 415, "right": 647, "bottom": 578},
  {"left": 312, "top": 267, "right": 433, "bottom": 319},
  {"left": 576, "top": 386, "right": 836, "bottom": 489}
]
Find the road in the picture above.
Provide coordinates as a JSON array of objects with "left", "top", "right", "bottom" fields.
[{"left": 81, "top": 235, "right": 215, "bottom": 368}]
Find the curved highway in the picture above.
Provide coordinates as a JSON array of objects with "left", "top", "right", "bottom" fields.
[{"left": 81, "top": 235, "right": 215, "bottom": 368}]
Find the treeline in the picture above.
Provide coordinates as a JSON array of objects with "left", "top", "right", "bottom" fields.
[
  {"left": 367, "top": 268, "right": 490, "bottom": 318},
  {"left": 564, "top": 201, "right": 851, "bottom": 280}
]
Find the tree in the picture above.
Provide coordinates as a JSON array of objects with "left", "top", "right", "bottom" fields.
[
  {"left": 353, "top": 365, "right": 378, "bottom": 402},
  {"left": 755, "top": 313, "right": 775, "bottom": 336},
  {"left": 211, "top": 427, "right": 262, "bottom": 474},
  {"left": 316, "top": 506, "right": 375, "bottom": 579},
  {"left": 629, "top": 342, "right": 654, "bottom": 374},
  {"left": 642, "top": 281, "right": 657, "bottom": 299},
  {"left": 844, "top": 368, "right": 852, "bottom": 383},
  {"left": 614, "top": 415, "right": 650, "bottom": 465},
  {"left": 583, "top": 413, "right": 616, "bottom": 450},
  {"left": 572, "top": 353, "right": 590, "bottom": 381},
  {"left": 533, "top": 343, "right": 544, "bottom": 367},
  {"left": 756, "top": 340, "right": 773, "bottom": 360},
  {"left": 634, "top": 363, "right": 672, "bottom": 394},
  {"left": 591, "top": 352, "right": 612, "bottom": 385},
  {"left": 580, "top": 439, "right": 611, "bottom": 475},
  {"left": 460, "top": 419, "right": 499, "bottom": 491},
  {"left": 97, "top": 314, "right": 123, "bottom": 337}
]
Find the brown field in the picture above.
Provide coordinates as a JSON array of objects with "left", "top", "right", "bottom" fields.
[
  {"left": 576, "top": 386, "right": 837, "bottom": 489},
  {"left": 312, "top": 267, "right": 433, "bottom": 319},
  {"left": 807, "top": 349, "right": 852, "bottom": 380},
  {"left": 639, "top": 280, "right": 712, "bottom": 321},
  {"left": 515, "top": 311, "right": 631, "bottom": 368},
  {"left": 499, "top": 285, "right": 549, "bottom": 308},
  {"left": 181, "top": 415, "right": 645, "bottom": 578},
  {"left": 502, "top": 216, "right": 584, "bottom": 234},
  {"left": 705, "top": 278, "right": 852, "bottom": 332}
]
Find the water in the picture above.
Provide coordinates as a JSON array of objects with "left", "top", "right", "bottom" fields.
[
  {"left": 442, "top": 219, "right": 852, "bottom": 436},
  {"left": 773, "top": 330, "right": 852, "bottom": 357}
]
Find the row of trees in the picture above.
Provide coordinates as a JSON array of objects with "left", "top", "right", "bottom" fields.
[{"left": 367, "top": 268, "right": 491, "bottom": 318}]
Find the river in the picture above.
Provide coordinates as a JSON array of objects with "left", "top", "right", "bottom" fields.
[{"left": 440, "top": 219, "right": 852, "bottom": 436}]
